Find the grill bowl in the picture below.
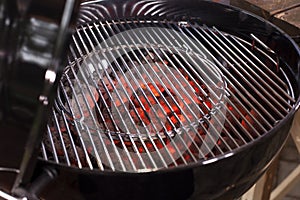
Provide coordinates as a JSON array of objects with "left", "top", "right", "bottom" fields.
[{"left": 38, "top": 1, "right": 300, "bottom": 200}]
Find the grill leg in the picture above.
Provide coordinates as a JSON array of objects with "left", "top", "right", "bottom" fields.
[
  {"left": 12, "top": 167, "right": 58, "bottom": 200},
  {"left": 270, "top": 110, "right": 300, "bottom": 200},
  {"left": 241, "top": 159, "right": 278, "bottom": 200}
]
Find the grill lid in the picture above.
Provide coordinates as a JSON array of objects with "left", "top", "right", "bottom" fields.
[{"left": 41, "top": 19, "right": 295, "bottom": 172}]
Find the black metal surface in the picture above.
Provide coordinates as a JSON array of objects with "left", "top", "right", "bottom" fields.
[
  {"left": 0, "top": 0, "right": 80, "bottom": 194},
  {"left": 33, "top": 0, "right": 300, "bottom": 200}
]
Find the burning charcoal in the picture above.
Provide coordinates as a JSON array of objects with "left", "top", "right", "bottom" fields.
[
  {"left": 44, "top": 131, "right": 64, "bottom": 156},
  {"left": 182, "top": 152, "right": 194, "bottom": 163},
  {"left": 217, "top": 136, "right": 241, "bottom": 152},
  {"left": 44, "top": 129, "right": 82, "bottom": 164},
  {"left": 225, "top": 95, "right": 248, "bottom": 126},
  {"left": 165, "top": 113, "right": 184, "bottom": 131},
  {"left": 169, "top": 115, "right": 181, "bottom": 128},
  {"left": 197, "top": 102, "right": 210, "bottom": 117},
  {"left": 91, "top": 46, "right": 256, "bottom": 164},
  {"left": 165, "top": 120, "right": 174, "bottom": 131},
  {"left": 144, "top": 88, "right": 157, "bottom": 105},
  {"left": 189, "top": 80, "right": 201, "bottom": 94},
  {"left": 132, "top": 90, "right": 152, "bottom": 111},
  {"left": 105, "top": 118, "right": 119, "bottom": 132},
  {"left": 68, "top": 146, "right": 88, "bottom": 167},
  {"left": 148, "top": 83, "right": 164, "bottom": 97},
  {"left": 113, "top": 96, "right": 129, "bottom": 107},
  {"left": 129, "top": 108, "right": 146, "bottom": 126},
  {"left": 159, "top": 96, "right": 181, "bottom": 116},
  {"left": 99, "top": 92, "right": 110, "bottom": 108},
  {"left": 192, "top": 132, "right": 205, "bottom": 150},
  {"left": 241, "top": 109, "right": 264, "bottom": 139},
  {"left": 69, "top": 83, "right": 99, "bottom": 120},
  {"left": 101, "top": 76, "right": 115, "bottom": 92},
  {"left": 145, "top": 50, "right": 157, "bottom": 63},
  {"left": 144, "top": 141, "right": 155, "bottom": 152}
]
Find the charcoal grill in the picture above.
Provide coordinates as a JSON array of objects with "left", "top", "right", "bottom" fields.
[
  {"left": 44, "top": 19, "right": 295, "bottom": 171},
  {"left": 0, "top": 0, "right": 300, "bottom": 200}
]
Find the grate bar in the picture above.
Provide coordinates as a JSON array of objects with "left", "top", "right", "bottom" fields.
[
  {"left": 198, "top": 26, "right": 285, "bottom": 119},
  {"left": 189, "top": 24, "right": 279, "bottom": 124},
  {"left": 45, "top": 125, "right": 59, "bottom": 163},
  {"left": 40, "top": 142, "right": 48, "bottom": 160},
  {"left": 208, "top": 27, "right": 292, "bottom": 112},
  {"left": 227, "top": 31, "right": 292, "bottom": 100},
  {"left": 51, "top": 108, "right": 71, "bottom": 166},
  {"left": 61, "top": 109, "right": 84, "bottom": 169}
]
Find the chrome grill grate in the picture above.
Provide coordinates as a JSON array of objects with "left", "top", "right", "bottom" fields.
[{"left": 41, "top": 19, "right": 295, "bottom": 172}]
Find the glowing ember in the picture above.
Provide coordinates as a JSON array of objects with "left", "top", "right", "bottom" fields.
[{"left": 97, "top": 59, "right": 212, "bottom": 137}]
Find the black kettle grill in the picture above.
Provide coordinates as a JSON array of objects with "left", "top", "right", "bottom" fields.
[{"left": 0, "top": 0, "right": 300, "bottom": 200}]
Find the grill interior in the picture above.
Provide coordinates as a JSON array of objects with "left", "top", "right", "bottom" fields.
[{"left": 40, "top": 19, "right": 296, "bottom": 172}]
